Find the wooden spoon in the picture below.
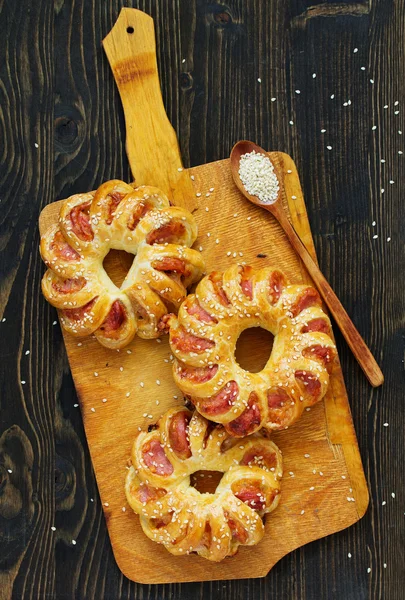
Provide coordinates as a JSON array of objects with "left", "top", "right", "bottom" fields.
[{"left": 230, "top": 140, "right": 384, "bottom": 387}]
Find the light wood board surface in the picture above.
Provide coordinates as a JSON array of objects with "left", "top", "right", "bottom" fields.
[{"left": 39, "top": 151, "right": 368, "bottom": 584}]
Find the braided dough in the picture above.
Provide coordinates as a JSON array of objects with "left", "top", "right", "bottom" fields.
[
  {"left": 40, "top": 180, "right": 205, "bottom": 348},
  {"left": 167, "top": 264, "right": 337, "bottom": 437},
  {"left": 125, "top": 407, "right": 282, "bottom": 561}
]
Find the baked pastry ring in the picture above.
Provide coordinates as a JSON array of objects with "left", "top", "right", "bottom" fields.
[
  {"left": 40, "top": 180, "right": 205, "bottom": 348},
  {"left": 166, "top": 264, "right": 337, "bottom": 436},
  {"left": 125, "top": 407, "right": 282, "bottom": 562}
]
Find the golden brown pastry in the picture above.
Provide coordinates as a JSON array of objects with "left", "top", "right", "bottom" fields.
[
  {"left": 40, "top": 180, "right": 205, "bottom": 348},
  {"left": 125, "top": 406, "right": 282, "bottom": 561},
  {"left": 166, "top": 264, "right": 336, "bottom": 436}
]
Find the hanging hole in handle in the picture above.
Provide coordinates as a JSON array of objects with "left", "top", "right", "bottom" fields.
[{"left": 127, "top": 26, "right": 134, "bottom": 34}]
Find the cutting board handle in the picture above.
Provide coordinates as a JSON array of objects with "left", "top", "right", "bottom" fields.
[{"left": 103, "top": 8, "right": 195, "bottom": 207}]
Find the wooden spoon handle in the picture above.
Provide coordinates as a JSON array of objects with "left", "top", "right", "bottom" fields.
[
  {"left": 273, "top": 207, "right": 384, "bottom": 387},
  {"left": 102, "top": 8, "right": 195, "bottom": 208}
]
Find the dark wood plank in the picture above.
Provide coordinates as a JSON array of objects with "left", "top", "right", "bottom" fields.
[{"left": 0, "top": 0, "right": 403, "bottom": 598}]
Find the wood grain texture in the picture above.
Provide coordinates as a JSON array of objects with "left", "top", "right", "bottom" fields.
[
  {"left": 1, "top": 0, "right": 404, "bottom": 598},
  {"left": 39, "top": 151, "right": 368, "bottom": 583}
]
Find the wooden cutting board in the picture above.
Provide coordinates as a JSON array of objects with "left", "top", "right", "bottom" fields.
[{"left": 38, "top": 8, "right": 368, "bottom": 584}]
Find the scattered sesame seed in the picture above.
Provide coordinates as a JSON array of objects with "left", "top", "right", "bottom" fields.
[
  {"left": 330, "top": 94, "right": 335, "bottom": 99},
  {"left": 140, "top": 382, "right": 144, "bottom": 387},
  {"left": 271, "top": 97, "right": 276, "bottom": 102},
  {"left": 295, "top": 90, "right": 300, "bottom": 94},
  {"left": 367, "top": 567, "right": 371, "bottom": 574},
  {"left": 25, "top": 350, "right": 30, "bottom": 355},
  {"left": 258, "top": 78, "right": 262, "bottom": 83},
  {"left": 312, "top": 73, "right": 316, "bottom": 78},
  {"left": 391, "top": 492, "right": 395, "bottom": 498},
  {"left": 321, "top": 129, "right": 326, "bottom": 133},
  {"left": 384, "top": 563, "right": 387, "bottom": 568},
  {"left": 327, "top": 145, "right": 332, "bottom": 150},
  {"left": 373, "top": 234, "right": 378, "bottom": 239},
  {"left": 372, "top": 221, "right": 376, "bottom": 226},
  {"left": 72, "top": 540, "right": 77, "bottom": 545},
  {"left": 104, "top": 502, "right": 109, "bottom": 507},
  {"left": 353, "top": 48, "right": 358, "bottom": 53},
  {"left": 301, "top": 509, "right": 305, "bottom": 515},
  {"left": 182, "top": 58, "right": 186, "bottom": 63},
  {"left": 383, "top": 422, "right": 389, "bottom": 426},
  {"left": 51, "top": 526, "right": 56, "bottom": 531},
  {"left": 370, "top": 79, "right": 374, "bottom": 84},
  {"left": 156, "top": 379, "right": 161, "bottom": 385},
  {"left": 387, "top": 237, "right": 391, "bottom": 242},
  {"left": 102, "top": 398, "right": 107, "bottom": 403},
  {"left": 21, "top": 380, "right": 26, "bottom": 385},
  {"left": 361, "top": 66, "right": 366, "bottom": 70},
  {"left": 74, "top": 404, "right": 79, "bottom": 407},
  {"left": 91, "top": 408, "right": 95, "bottom": 413},
  {"left": 348, "top": 552, "right": 352, "bottom": 558},
  {"left": 177, "top": 167, "right": 183, "bottom": 172},
  {"left": 304, "top": 454, "right": 310, "bottom": 458},
  {"left": 122, "top": 506, "right": 126, "bottom": 512},
  {"left": 289, "top": 120, "right": 294, "bottom": 125},
  {"left": 94, "top": 372, "right": 98, "bottom": 377},
  {"left": 372, "top": 125, "right": 377, "bottom": 131},
  {"left": 34, "top": 142, "right": 39, "bottom": 148},
  {"left": 52, "top": 321, "right": 57, "bottom": 325},
  {"left": 7, "top": 469, "right": 12, "bottom": 474}
]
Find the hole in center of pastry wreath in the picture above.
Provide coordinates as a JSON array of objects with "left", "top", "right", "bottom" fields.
[
  {"left": 190, "top": 470, "right": 223, "bottom": 494},
  {"left": 103, "top": 250, "right": 134, "bottom": 287},
  {"left": 234, "top": 327, "right": 274, "bottom": 373}
]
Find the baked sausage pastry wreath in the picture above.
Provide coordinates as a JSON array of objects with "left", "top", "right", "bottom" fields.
[
  {"left": 166, "top": 264, "right": 337, "bottom": 437},
  {"left": 125, "top": 407, "right": 282, "bottom": 561},
  {"left": 40, "top": 180, "right": 204, "bottom": 349}
]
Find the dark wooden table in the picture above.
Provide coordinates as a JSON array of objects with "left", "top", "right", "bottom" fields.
[{"left": 1, "top": 1, "right": 404, "bottom": 599}]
